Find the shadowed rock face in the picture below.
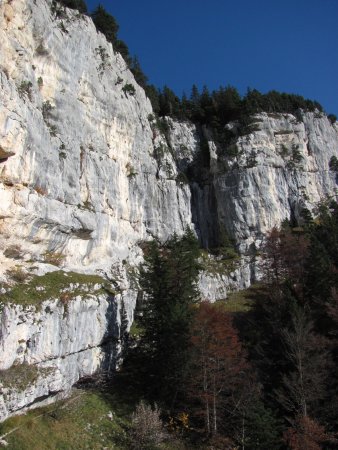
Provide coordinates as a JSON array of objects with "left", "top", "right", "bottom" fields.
[{"left": 1, "top": 0, "right": 338, "bottom": 420}]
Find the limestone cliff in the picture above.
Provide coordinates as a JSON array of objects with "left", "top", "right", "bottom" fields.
[
  {"left": 0, "top": 272, "right": 121, "bottom": 421},
  {"left": 0, "top": 0, "right": 192, "bottom": 274},
  {"left": 192, "top": 111, "right": 338, "bottom": 255},
  {"left": 1, "top": 0, "right": 338, "bottom": 420}
]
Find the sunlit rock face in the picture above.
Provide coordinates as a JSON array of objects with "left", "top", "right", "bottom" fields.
[
  {"left": 0, "top": 0, "right": 193, "bottom": 277},
  {"left": 1, "top": 0, "right": 338, "bottom": 421},
  {"left": 0, "top": 0, "right": 194, "bottom": 421},
  {"left": 209, "top": 112, "right": 338, "bottom": 254},
  {"left": 1, "top": 0, "right": 337, "bottom": 287}
]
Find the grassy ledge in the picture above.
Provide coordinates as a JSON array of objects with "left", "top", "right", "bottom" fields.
[
  {"left": 0, "top": 271, "right": 107, "bottom": 308},
  {"left": 0, "top": 364, "right": 55, "bottom": 391},
  {"left": 214, "top": 284, "right": 264, "bottom": 313},
  {"left": 0, "top": 364, "right": 39, "bottom": 391}
]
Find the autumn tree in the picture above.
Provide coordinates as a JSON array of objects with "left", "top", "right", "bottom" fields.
[
  {"left": 242, "top": 204, "right": 338, "bottom": 440},
  {"left": 260, "top": 226, "right": 309, "bottom": 292},
  {"left": 284, "top": 415, "right": 329, "bottom": 450},
  {"left": 188, "top": 302, "right": 247, "bottom": 436},
  {"left": 276, "top": 309, "right": 329, "bottom": 419}
]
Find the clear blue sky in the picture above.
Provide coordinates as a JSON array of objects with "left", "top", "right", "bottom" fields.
[{"left": 86, "top": 0, "right": 338, "bottom": 115}]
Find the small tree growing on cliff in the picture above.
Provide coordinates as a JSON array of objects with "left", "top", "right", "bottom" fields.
[{"left": 56, "top": 0, "right": 87, "bottom": 13}]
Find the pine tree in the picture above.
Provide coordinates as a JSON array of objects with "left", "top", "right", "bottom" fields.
[
  {"left": 91, "top": 5, "right": 119, "bottom": 45},
  {"left": 137, "top": 229, "right": 200, "bottom": 406},
  {"left": 129, "top": 56, "right": 148, "bottom": 89},
  {"left": 238, "top": 400, "right": 282, "bottom": 450},
  {"left": 57, "top": 0, "right": 87, "bottom": 13}
]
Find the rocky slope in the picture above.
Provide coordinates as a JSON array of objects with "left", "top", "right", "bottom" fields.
[{"left": 0, "top": 0, "right": 338, "bottom": 420}]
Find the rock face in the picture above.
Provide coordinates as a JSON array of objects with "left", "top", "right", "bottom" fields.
[
  {"left": 209, "top": 112, "right": 338, "bottom": 254},
  {"left": 0, "top": 0, "right": 194, "bottom": 276},
  {"left": 0, "top": 272, "right": 129, "bottom": 421},
  {"left": 1, "top": 0, "right": 338, "bottom": 420}
]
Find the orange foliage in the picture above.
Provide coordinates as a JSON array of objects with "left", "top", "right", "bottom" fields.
[
  {"left": 189, "top": 302, "right": 248, "bottom": 434},
  {"left": 284, "top": 415, "right": 328, "bottom": 450},
  {"left": 262, "top": 226, "right": 309, "bottom": 291}
]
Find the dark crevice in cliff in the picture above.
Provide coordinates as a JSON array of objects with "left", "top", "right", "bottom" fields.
[
  {"left": 190, "top": 182, "right": 219, "bottom": 249},
  {"left": 186, "top": 126, "right": 223, "bottom": 250}
]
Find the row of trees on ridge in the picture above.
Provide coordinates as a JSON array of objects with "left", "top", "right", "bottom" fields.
[{"left": 54, "top": 1, "right": 336, "bottom": 131}]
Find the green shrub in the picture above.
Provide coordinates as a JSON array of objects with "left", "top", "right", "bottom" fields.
[
  {"left": 280, "top": 144, "right": 289, "bottom": 158},
  {"left": 51, "top": 0, "right": 87, "bottom": 17},
  {"left": 0, "top": 364, "right": 40, "bottom": 390},
  {"left": 51, "top": 1, "right": 67, "bottom": 18},
  {"left": 226, "top": 143, "right": 239, "bottom": 158},
  {"left": 35, "top": 42, "right": 49, "bottom": 56},
  {"left": 176, "top": 171, "right": 189, "bottom": 185},
  {"left": 126, "top": 162, "right": 137, "bottom": 178},
  {"left": 43, "top": 251, "right": 65, "bottom": 267},
  {"left": 214, "top": 228, "right": 239, "bottom": 259},
  {"left": 247, "top": 150, "right": 257, "bottom": 168},
  {"left": 41, "top": 102, "right": 57, "bottom": 136},
  {"left": 58, "top": 21, "right": 68, "bottom": 33},
  {"left": 122, "top": 83, "right": 136, "bottom": 96},
  {"left": 153, "top": 143, "right": 169, "bottom": 161},
  {"left": 17, "top": 81, "right": 33, "bottom": 101},
  {"left": 91, "top": 5, "right": 119, "bottom": 45},
  {"left": 328, "top": 114, "right": 337, "bottom": 124},
  {"left": 292, "top": 146, "right": 303, "bottom": 163},
  {"left": 48, "top": 124, "right": 58, "bottom": 137},
  {"left": 95, "top": 46, "right": 110, "bottom": 72},
  {"left": 42, "top": 100, "right": 53, "bottom": 119},
  {"left": 1, "top": 271, "right": 105, "bottom": 307},
  {"left": 329, "top": 156, "right": 338, "bottom": 172},
  {"left": 155, "top": 117, "right": 170, "bottom": 135}
]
